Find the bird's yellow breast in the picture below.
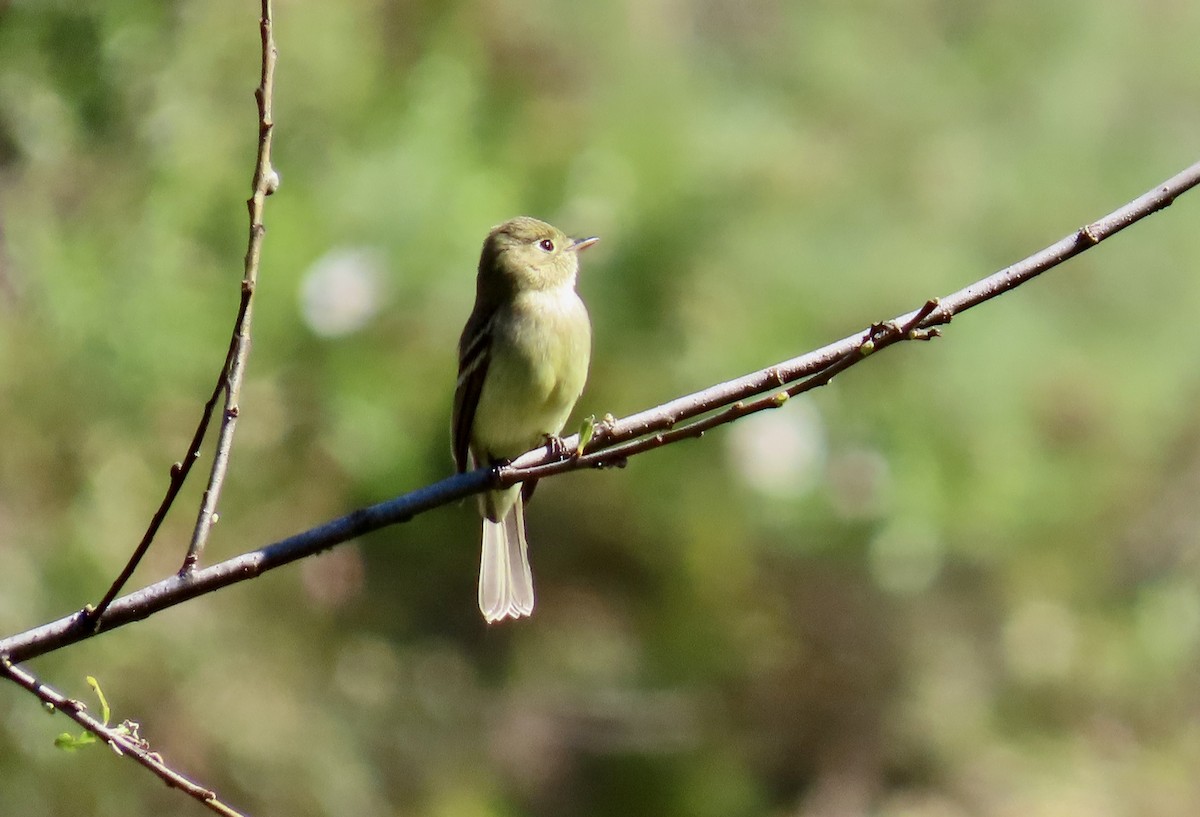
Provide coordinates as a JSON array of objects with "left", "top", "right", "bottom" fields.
[{"left": 470, "top": 286, "right": 591, "bottom": 462}]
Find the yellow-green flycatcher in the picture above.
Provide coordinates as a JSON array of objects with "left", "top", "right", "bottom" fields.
[{"left": 453, "top": 217, "right": 597, "bottom": 623}]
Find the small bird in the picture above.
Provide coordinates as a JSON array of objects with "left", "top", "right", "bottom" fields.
[{"left": 453, "top": 217, "right": 597, "bottom": 623}]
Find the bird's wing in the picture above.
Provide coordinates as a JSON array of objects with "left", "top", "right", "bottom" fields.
[{"left": 452, "top": 307, "right": 494, "bottom": 473}]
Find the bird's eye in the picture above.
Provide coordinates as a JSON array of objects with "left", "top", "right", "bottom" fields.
[{"left": 538, "top": 238, "right": 555, "bottom": 252}]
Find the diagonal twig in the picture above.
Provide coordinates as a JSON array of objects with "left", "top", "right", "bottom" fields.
[
  {"left": 513, "top": 160, "right": 1199, "bottom": 475},
  {"left": 0, "top": 658, "right": 248, "bottom": 817},
  {"left": 2, "top": 157, "right": 1197, "bottom": 663}
]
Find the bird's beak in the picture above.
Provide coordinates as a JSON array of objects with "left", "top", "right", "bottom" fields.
[{"left": 571, "top": 236, "right": 600, "bottom": 252}]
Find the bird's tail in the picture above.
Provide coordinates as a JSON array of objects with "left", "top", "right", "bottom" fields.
[{"left": 478, "top": 492, "right": 534, "bottom": 622}]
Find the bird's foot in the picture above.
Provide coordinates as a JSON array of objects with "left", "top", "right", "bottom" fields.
[{"left": 542, "top": 433, "right": 571, "bottom": 460}]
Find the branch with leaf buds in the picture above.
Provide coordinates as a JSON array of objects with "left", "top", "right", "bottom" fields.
[{"left": 0, "top": 659, "right": 248, "bottom": 817}]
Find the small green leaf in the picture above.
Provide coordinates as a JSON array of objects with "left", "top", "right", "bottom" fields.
[
  {"left": 55, "top": 732, "right": 97, "bottom": 751},
  {"left": 52, "top": 676, "right": 116, "bottom": 752},
  {"left": 577, "top": 415, "right": 596, "bottom": 455},
  {"left": 87, "top": 676, "right": 111, "bottom": 725}
]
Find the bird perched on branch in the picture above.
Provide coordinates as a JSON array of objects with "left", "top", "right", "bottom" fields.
[{"left": 452, "top": 216, "right": 597, "bottom": 623}]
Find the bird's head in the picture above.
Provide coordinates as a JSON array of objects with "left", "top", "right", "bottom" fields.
[{"left": 479, "top": 216, "right": 598, "bottom": 295}]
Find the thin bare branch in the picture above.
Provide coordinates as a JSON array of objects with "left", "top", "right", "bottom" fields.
[
  {"left": 2, "top": 157, "right": 1198, "bottom": 665},
  {"left": 88, "top": 0, "right": 279, "bottom": 623},
  {"left": 182, "top": 0, "right": 279, "bottom": 574},
  {"left": 0, "top": 658, "right": 248, "bottom": 817}
]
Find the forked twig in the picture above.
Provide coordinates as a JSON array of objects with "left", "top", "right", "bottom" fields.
[
  {"left": 88, "top": 0, "right": 279, "bottom": 625},
  {"left": 87, "top": 316, "right": 244, "bottom": 625}
]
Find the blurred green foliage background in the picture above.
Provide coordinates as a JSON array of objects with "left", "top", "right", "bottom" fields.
[{"left": 2, "top": 0, "right": 1200, "bottom": 815}]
